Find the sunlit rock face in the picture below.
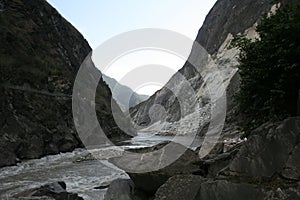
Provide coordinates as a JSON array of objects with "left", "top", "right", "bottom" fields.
[
  {"left": 0, "top": 0, "right": 131, "bottom": 167},
  {"left": 127, "top": 1, "right": 300, "bottom": 198},
  {"left": 130, "top": 0, "right": 282, "bottom": 137}
]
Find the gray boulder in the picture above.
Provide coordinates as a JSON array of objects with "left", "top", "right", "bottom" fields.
[
  {"left": 0, "top": 138, "right": 19, "bottom": 167},
  {"left": 195, "top": 180, "right": 264, "bottom": 200},
  {"left": 154, "top": 175, "right": 204, "bottom": 200},
  {"left": 154, "top": 175, "right": 300, "bottom": 200},
  {"left": 282, "top": 143, "right": 300, "bottom": 181},
  {"left": 104, "top": 179, "right": 148, "bottom": 200},
  {"left": 154, "top": 175, "right": 264, "bottom": 200},
  {"left": 153, "top": 118, "right": 300, "bottom": 200},
  {"left": 228, "top": 118, "right": 300, "bottom": 179},
  {"left": 110, "top": 142, "right": 200, "bottom": 195},
  {"left": 13, "top": 182, "right": 83, "bottom": 200}
]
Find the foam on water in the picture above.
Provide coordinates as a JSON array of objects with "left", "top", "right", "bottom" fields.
[
  {"left": 0, "top": 135, "right": 180, "bottom": 199},
  {"left": 0, "top": 147, "right": 127, "bottom": 200}
]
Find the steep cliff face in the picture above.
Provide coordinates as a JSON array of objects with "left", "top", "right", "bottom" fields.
[
  {"left": 0, "top": 0, "right": 130, "bottom": 167},
  {"left": 107, "top": 1, "right": 300, "bottom": 199},
  {"left": 130, "top": 0, "right": 295, "bottom": 136}
]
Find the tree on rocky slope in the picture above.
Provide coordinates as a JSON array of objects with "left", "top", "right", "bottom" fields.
[{"left": 232, "top": 3, "right": 300, "bottom": 130}]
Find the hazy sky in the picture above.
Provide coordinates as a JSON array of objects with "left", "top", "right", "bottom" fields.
[{"left": 47, "top": 0, "right": 217, "bottom": 95}]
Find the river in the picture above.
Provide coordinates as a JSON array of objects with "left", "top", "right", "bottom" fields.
[{"left": 0, "top": 133, "right": 202, "bottom": 199}]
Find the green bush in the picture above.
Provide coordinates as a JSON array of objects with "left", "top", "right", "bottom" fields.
[{"left": 232, "top": 3, "right": 300, "bottom": 130}]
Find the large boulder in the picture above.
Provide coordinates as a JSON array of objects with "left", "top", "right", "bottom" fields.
[
  {"left": 0, "top": 138, "right": 19, "bottom": 167},
  {"left": 154, "top": 175, "right": 300, "bottom": 200},
  {"left": 154, "top": 175, "right": 204, "bottom": 200},
  {"left": 104, "top": 179, "right": 148, "bottom": 200},
  {"left": 153, "top": 117, "right": 300, "bottom": 200},
  {"left": 154, "top": 175, "right": 265, "bottom": 200},
  {"left": 195, "top": 180, "right": 264, "bottom": 200},
  {"left": 228, "top": 117, "right": 300, "bottom": 179},
  {"left": 109, "top": 142, "right": 200, "bottom": 195}
]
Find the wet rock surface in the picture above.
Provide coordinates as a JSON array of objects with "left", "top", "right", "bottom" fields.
[{"left": 13, "top": 182, "right": 83, "bottom": 200}]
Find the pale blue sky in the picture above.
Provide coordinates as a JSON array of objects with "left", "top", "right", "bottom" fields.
[
  {"left": 47, "top": 0, "right": 216, "bottom": 48},
  {"left": 47, "top": 0, "right": 217, "bottom": 95}
]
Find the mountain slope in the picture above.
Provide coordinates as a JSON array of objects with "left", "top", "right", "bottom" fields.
[
  {"left": 130, "top": 0, "right": 297, "bottom": 136},
  {"left": 118, "top": 1, "right": 300, "bottom": 199},
  {"left": 0, "top": 0, "right": 131, "bottom": 167},
  {"left": 102, "top": 74, "right": 149, "bottom": 111}
]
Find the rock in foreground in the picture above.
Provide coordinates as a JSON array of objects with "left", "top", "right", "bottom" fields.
[
  {"left": 110, "top": 142, "right": 201, "bottom": 195},
  {"left": 13, "top": 182, "right": 83, "bottom": 200},
  {"left": 154, "top": 117, "right": 300, "bottom": 200},
  {"left": 104, "top": 179, "right": 148, "bottom": 200},
  {"left": 154, "top": 175, "right": 300, "bottom": 200}
]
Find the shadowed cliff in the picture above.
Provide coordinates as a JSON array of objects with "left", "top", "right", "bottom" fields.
[{"left": 0, "top": 0, "right": 131, "bottom": 167}]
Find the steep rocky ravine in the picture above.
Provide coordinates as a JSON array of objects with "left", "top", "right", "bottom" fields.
[
  {"left": 0, "top": 0, "right": 131, "bottom": 168},
  {"left": 117, "top": 0, "right": 300, "bottom": 199},
  {"left": 130, "top": 0, "right": 298, "bottom": 136},
  {"left": 129, "top": 3, "right": 268, "bottom": 135},
  {"left": 1, "top": 0, "right": 299, "bottom": 199}
]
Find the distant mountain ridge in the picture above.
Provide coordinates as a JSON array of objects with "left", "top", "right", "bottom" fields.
[{"left": 102, "top": 74, "right": 149, "bottom": 111}]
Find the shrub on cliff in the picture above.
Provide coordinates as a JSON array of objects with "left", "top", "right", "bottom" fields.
[{"left": 232, "top": 3, "right": 300, "bottom": 130}]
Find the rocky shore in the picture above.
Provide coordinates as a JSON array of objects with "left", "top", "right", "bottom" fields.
[
  {"left": 105, "top": 117, "right": 300, "bottom": 200},
  {"left": 10, "top": 117, "right": 299, "bottom": 199}
]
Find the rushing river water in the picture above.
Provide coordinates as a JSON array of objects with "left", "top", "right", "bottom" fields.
[{"left": 0, "top": 133, "right": 202, "bottom": 199}]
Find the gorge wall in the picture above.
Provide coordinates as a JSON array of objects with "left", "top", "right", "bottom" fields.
[
  {"left": 108, "top": 1, "right": 300, "bottom": 199},
  {"left": 130, "top": 0, "right": 297, "bottom": 137},
  {"left": 0, "top": 0, "right": 130, "bottom": 167}
]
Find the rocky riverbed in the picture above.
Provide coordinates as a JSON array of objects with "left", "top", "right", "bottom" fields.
[
  {"left": 0, "top": 133, "right": 200, "bottom": 199},
  {"left": 0, "top": 147, "right": 127, "bottom": 199},
  {"left": 106, "top": 117, "right": 300, "bottom": 200},
  {"left": 1, "top": 118, "right": 299, "bottom": 200}
]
